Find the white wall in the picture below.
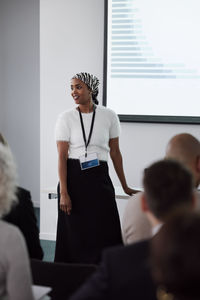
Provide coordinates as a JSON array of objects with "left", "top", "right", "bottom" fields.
[
  {"left": 109, "top": 122, "right": 200, "bottom": 189},
  {"left": 40, "top": 0, "right": 104, "bottom": 192},
  {"left": 0, "top": 0, "right": 40, "bottom": 206},
  {"left": 40, "top": 0, "right": 105, "bottom": 239},
  {"left": 0, "top": 0, "right": 4, "bottom": 130},
  {"left": 40, "top": 0, "right": 200, "bottom": 240}
]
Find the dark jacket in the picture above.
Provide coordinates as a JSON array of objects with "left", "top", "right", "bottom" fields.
[
  {"left": 3, "top": 186, "right": 43, "bottom": 260},
  {"left": 70, "top": 240, "right": 157, "bottom": 300}
]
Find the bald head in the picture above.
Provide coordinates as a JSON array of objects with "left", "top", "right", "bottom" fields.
[{"left": 166, "top": 133, "right": 200, "bottom": 187}]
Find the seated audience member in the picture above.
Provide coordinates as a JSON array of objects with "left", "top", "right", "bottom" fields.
[
  {"left": 0, "top": 143, "right": 34, "bottom": 300},
  {"left": 122, "top": 133, "right": 200, "bottom": 244},
  {"left": 0, "top": 133, "right": 43, "bottom": 259},
  {"left": 69, "top": 159, "right": 195, "bottom": 300},
  {"left": 151, "top": 210, "right": 200, "bottom": 300}
]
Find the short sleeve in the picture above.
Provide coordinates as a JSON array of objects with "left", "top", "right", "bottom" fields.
[
  {"left": 109, "top": 110, "right": 121, "bottom": 139},
  {"left": 55, "top": 114, "right": 70, "bottom": 142}
]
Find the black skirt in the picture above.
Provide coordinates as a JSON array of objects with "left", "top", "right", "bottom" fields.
[{"left": 54, "top": 159, "right": 122, "bottom": 264}]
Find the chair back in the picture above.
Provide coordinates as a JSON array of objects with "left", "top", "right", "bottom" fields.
[{"left": 31, "top": 259, "right": 97, "bottom": 300}]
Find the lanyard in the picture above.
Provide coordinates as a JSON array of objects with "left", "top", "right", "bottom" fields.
[{"left": 78, "top": 105, "right": 96, "bottom": 157}]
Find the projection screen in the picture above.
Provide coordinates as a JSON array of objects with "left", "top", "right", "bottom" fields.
[{"left": 103, "top": 0, "right": 200, "bottom": 123}]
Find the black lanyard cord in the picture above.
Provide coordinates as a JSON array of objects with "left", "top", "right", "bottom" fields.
[{"left": 78, "top": 105, "right": 96, "bottom": 157}]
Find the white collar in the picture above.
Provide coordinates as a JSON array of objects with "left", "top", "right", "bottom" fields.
[{"left": 152, "top": 223, "right": 163, "bottom": 236}]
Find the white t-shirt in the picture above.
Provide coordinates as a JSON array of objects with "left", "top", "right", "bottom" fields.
[{"left": 55, "top": 105, "right": 120, "bottom": 161}]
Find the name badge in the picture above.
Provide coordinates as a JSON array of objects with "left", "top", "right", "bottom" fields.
[{"left": 79, "top": 152, "right": 99, "bottom": 170}]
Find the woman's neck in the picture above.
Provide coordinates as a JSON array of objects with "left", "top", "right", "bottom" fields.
[{"left": 78, "top": 101, "right": 93, "bottom": 113}]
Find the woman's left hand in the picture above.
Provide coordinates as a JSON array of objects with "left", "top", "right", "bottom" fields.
[{"left": 123, "top": 186, "right": 140, "bottom": 196}]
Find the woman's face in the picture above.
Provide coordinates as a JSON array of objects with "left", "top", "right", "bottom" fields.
[{"left": 71, "top": 78, "right": 92, "bottom": 105}]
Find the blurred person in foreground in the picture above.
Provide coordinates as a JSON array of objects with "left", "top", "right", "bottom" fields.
[
  {"left": 0, "top": 142, "right": 34, "bottom": 300},
  {"left": 122, "top": 133, "right": 200, "bottom": 244},
  {"left": 69, "top": 159, "right": 196, "bottom": 300},
  {"left": 0, "top": 132, "right": 43, "bottom": 260},
  {"left": 151, "top": 210, "right": 200, "bottom": 300}
]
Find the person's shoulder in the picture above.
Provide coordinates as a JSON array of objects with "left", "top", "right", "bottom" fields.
[
  {"left": 123, "top": 192, "right": 143, "bottom": 226},
  {"left": 122, "top": 191, "right": 152, "bottom": 245},
  {"left": 15, "top": 186, "right": 32, "bottom": 208},
  {"left": 57, "top": 108, "right": 77, "bottom": 120},
  {"left": 0, "top": 219, "right": 23, "bottom": 241},
  {"left": 101, "top": 241, "right": 150, "bottom": 275},
  {"left": 17, "top": 186, "right": 30, "bottom": 198},
  {"left": 126, "top": 192, "right": 143, "bottom": 207},
  {"left": 97, "top": 105, "right": 116, "bottom": 114},
  {"left": 104, "top": 239, "right": 150, "bottom": 261},
  {"left": 96, "top": 105, "right": 118, "bottom": 120},
  {"left": 0, "top": 220, "right": 28, "bottom": 263},
  {"left": 55, "top": 108, "right": 78, "bottom": 132}
]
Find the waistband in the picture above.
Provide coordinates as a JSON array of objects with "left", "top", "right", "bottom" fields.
[{"left": 67, "top": 158, "right": 107, "bottom": 164}]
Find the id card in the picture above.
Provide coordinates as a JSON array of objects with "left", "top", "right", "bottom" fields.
[{"left": 79, "top": 152, "right": 100, "bottom": 170}]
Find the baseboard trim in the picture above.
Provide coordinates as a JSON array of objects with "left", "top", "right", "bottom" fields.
[
  {"left": 40, "top": 232, "right": 56, "bottom": 241},
  {"left": 33, "top": 201, "right": 40, "bottom": 208}
]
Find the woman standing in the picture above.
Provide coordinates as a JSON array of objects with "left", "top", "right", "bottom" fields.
[{"left": 54, "top": 72, "right": 135, "bottom": 264}]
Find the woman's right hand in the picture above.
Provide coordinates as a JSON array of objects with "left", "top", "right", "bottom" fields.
[{"left": 60, "top": 193, "right": 72, "bottom": 215}]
